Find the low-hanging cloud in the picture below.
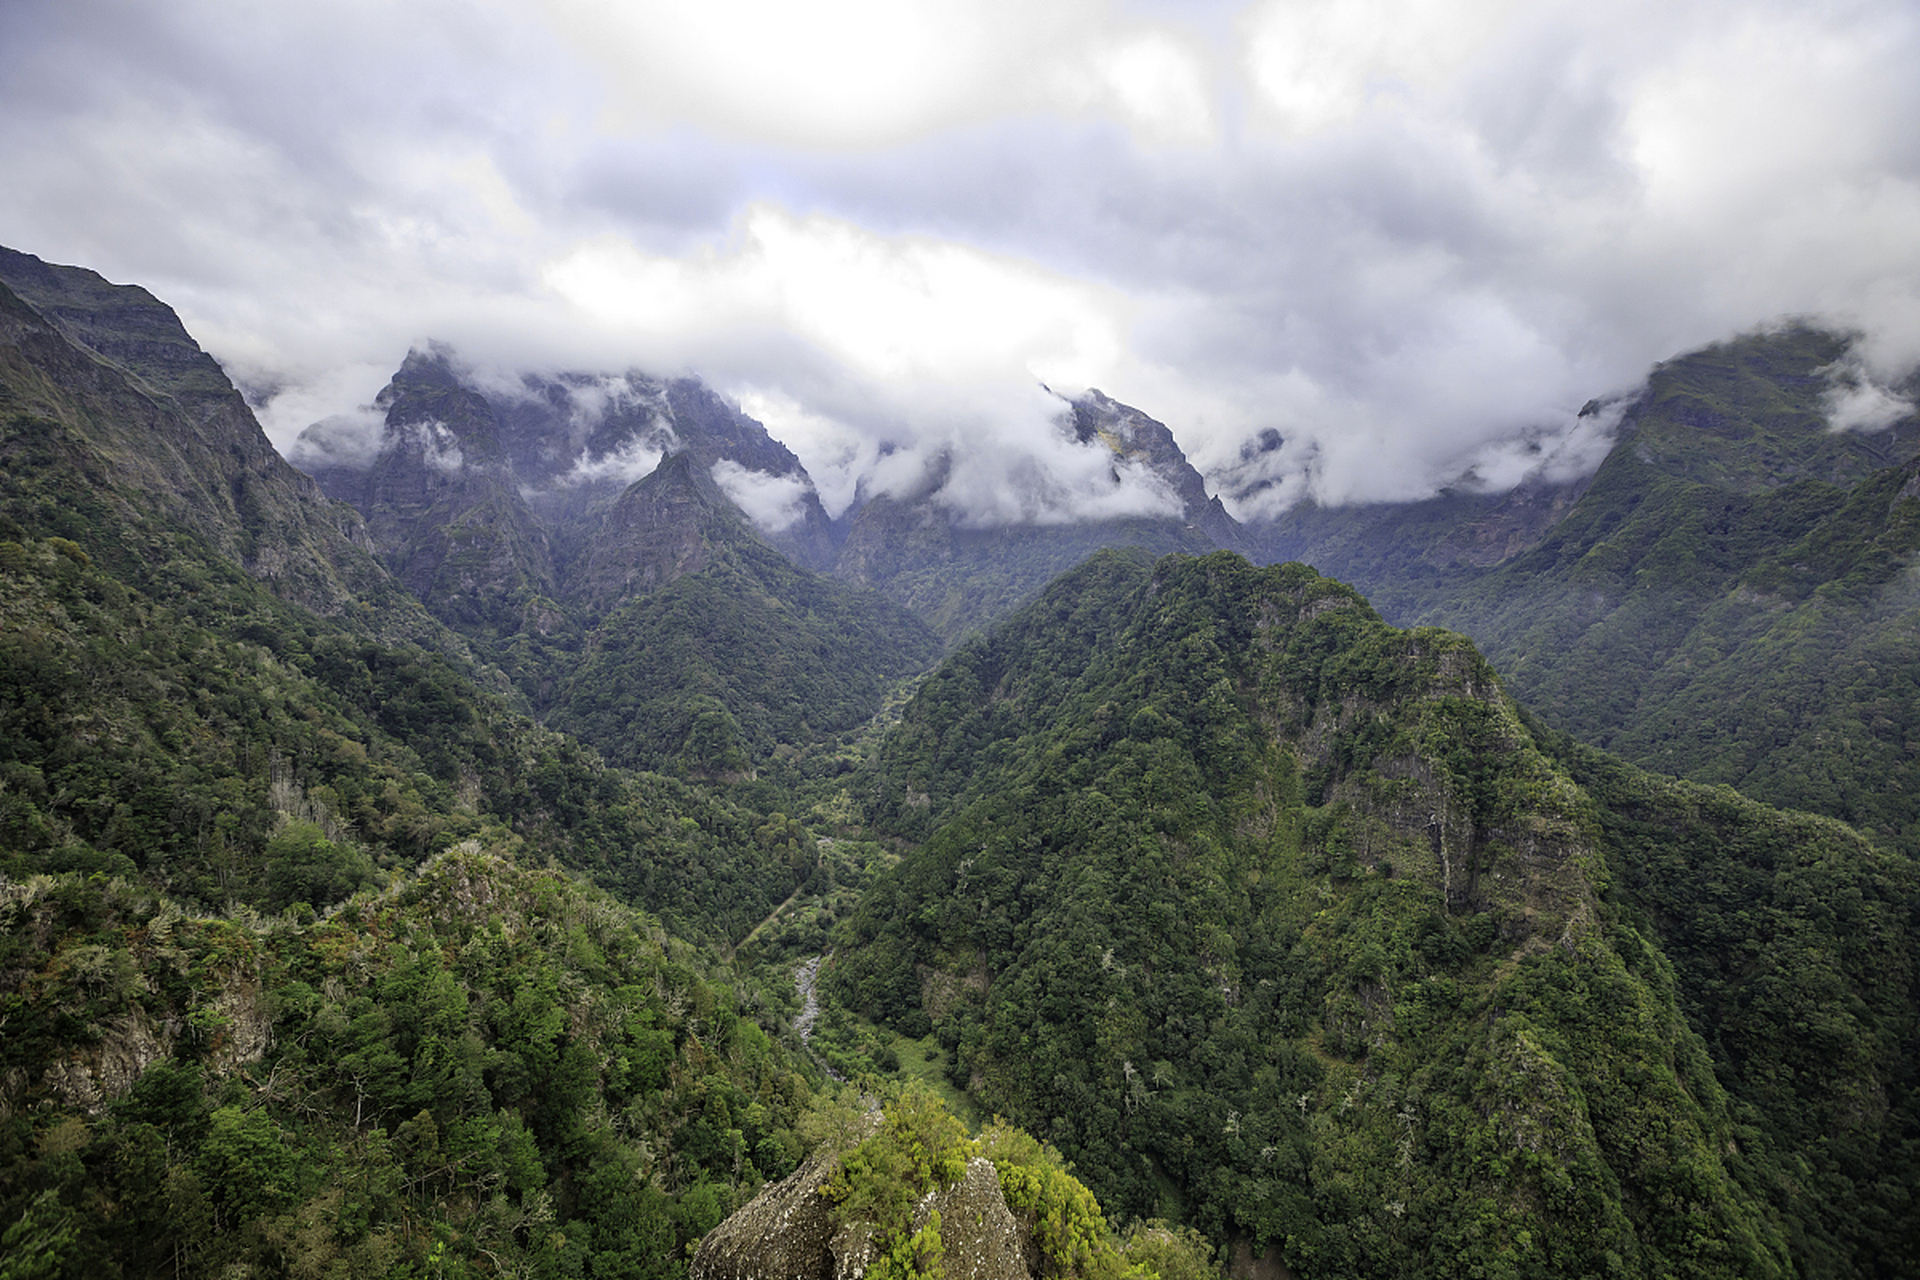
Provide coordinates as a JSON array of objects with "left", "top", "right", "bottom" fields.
[
  {"left": 550, "top": 434, "right": 669, "bottom": 491},
  {"left": 287, "top": 403, "right": 387, "bottom": 472},
  {"left": 1820, "top": 353, "right": 1917, "bottom": 435},
  {"left": 710, "top": 460, "right": 814, "bottom": 533}
]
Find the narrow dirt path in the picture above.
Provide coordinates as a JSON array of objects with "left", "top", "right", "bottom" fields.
[{"left": 733, "top": 883, "right": 805, "bottom": 955}]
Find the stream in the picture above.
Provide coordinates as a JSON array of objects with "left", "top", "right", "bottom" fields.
[{"left": 793, "top": 953, "right": 841, "bottom": 1079}]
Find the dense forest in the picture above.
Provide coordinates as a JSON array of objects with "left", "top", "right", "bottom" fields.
[
  {"left": 2, "top": 845, "right": 815, "bottom": 1277},
  {"left": 837, "top": 549, "right": 1918, "bottom": 1278},
  {"left": 2, "top": 248, "right": 1918, "bottom": 1279}
]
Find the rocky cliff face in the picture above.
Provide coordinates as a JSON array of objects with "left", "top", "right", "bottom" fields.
[
  {"left": 693, "top": 1145, "right": 1031, "bottom": 1280},
  {"left": 334, "top": 348, "right": 559, "bottom": 631},
  {"left": 294, "top": 347, "right": 838, "bottom": 592},
  {"left": 576, "top": 451, "right": 743, "bottom": 612},
  {"left": 1071, "top": 388, "right": 1249, "bottom": 553},
  {"left": 0, "top": 249, "right": 453, "bottom": 653}
]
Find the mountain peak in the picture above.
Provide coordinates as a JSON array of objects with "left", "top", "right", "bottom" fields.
[
  {"left": 0, "top": 246, "right": 456, "bottom": 650},
  {"left": 576, "top": 449, "right": 752, "bottom": 609}
]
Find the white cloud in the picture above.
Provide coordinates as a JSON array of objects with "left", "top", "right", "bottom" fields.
[
  {"left": 1058, "top": 29, "right": 1219, "bottom": 147},
  {"left": 554, "top": 434, "right": 669, "bottom": 490},
  {"left": 710, "top": 460, "right": 814, "bottom": 532},
  {"left": 394, "top": 420, "right": 466, "bottom": 475},
  {"left": 538, "top": 0, "right": 1222, "bottom": 151},
  {"left": 1457, "top": 397, "right": 1629, "bottom": 491},
  {"left": 287, "top": 404, "right": 387, "bottom": 472},
  {"left": 1820, "top": 354, "right": 1916, "bottom": 435},
  {"left": 543, "top": 204, "right": 1132, "bottom": 389},
  {"left": 257, "top": 361, "right": 396, "bottom": 456},
  {"left": 732, "top": 387, "right": 874, "bottom": 518},
  {"left": 1242, "top": 0, "right": 1520, "bottom": 134}
]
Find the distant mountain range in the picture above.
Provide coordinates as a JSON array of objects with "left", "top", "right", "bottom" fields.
[{"left": 280, "top": 306, "right": 1920, "bottom": 867}]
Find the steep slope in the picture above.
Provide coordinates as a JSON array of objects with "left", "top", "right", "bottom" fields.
[
  {"left": 1250, "top": 327, "right": 1919, "bottom": 616},
  {"left": 295, "top": 345, "right": 927, "bottom": 766},
  {"left": 297, "top": 346, "right": 838, "bottom": 585},
  {"left": 0, "top": 843, "right": 822, "bottom": 1277},
  {"left": 1534, "top": 723, "right": 1920, "bottom": 1279},
  {"left": 316, "top": 346, "right": 560, "bottom": 639},
  {"left": 0, "top": 270, "right": 815, "bottom": 945},
  {"left": 834, "top": 549, "right": 1916, "bottom": 1278},
  {"left": 0, "top": 250, "right": 446, "bottom": 651},
  {"left": 1070, "top": 389, "right": 1249, "bottom": 553},
  {"left": 1401, "top": 330, "right": 1920, "bottom": 854},
  {"left": 1248, "top": 472, "right": 1594, "bottom": 621},
  {"left": 834, "top": 391, "right": 1248, "bottom": 643}
]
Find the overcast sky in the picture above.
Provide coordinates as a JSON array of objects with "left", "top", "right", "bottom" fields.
[{"left": 3, "top": 0, "right": 1916, "bottom": 518}]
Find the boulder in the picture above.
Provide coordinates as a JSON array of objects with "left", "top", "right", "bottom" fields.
[{"left": 693, "top": 1149, "right": 1031, "bottom": 1280}]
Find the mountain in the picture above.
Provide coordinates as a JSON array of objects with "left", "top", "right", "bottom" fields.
[
  {"left": 0, "top": 247, "right": 455, "bottom": 654},
  {"left": 296, "top": 345, "right": 838, "bottom": 586},
  {"left": 8, "top": 245, "right": 1917, "bottom": 1280},
  {"left": 303, "top": 352, "right": 1255, "bottom": 653},
  {"left": 548, "top": 453, "right": 941, "bottom": 779},
  {"left": 0, "top": 251, "right": 1185, "bottom": 1280},
  {"left": 832, "top": 548, "right": 1918, "bottom": 1278},
  {"left": 1280, "top": 326, "right": 1920, "bottom": 858},
  {"left": 0, "top": 252, "right": 898, "bottom": 1273},
  {"left": 832, "top": 391, "right": 1250, "bottom": 643},
  {"left": 1247, "top": 326, "right": 1920, "bottom": 615},
  {"left": 304, "top": 345, "right": 562, "bottom": 639},
  {"left": 0, "top": 258, "right": 817, "bottom": 942},
  {"left": 294, "top": 345, "right": 938, "bottom": 773}
]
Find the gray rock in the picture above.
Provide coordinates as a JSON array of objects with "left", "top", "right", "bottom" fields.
[{"left": 693, "top": 1149, "right": 1031, "bottom": 1280}]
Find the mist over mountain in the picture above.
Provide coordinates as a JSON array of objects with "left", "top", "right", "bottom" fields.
[{"left": 286, "top": 338, "right": 1261, "bottom": 647}]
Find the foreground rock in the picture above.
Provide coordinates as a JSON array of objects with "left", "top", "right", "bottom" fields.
[{"left": 692, "top": 1145, "right": 1031, "bottom": 1280}]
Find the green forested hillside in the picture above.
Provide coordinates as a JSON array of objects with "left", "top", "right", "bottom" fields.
[
  {"left": 833, "top": 549, "right": 1918, "bottom": 1279},
  {"left": 1413, "top": 335, "right": 1920, "bottom": 857},
  {"left": 1536, "top": 725, "right": 1920, "bottom": 1277},
  {"left": 0, "top": 846, "right": 817, "bottom": 1278},
  {"left": 1254, "top": 326, "right": 1920, "bottom": 860},
  {"left": 6, "top": 246, "right": 1918, "bottom": 1280},
  {"left": 547, "top": 455, "right": 940, "bottom": 781},
  {"left": 0, "top": 266, "right": 875, "bottom": 942},
  {"left": 0, "top": 255, "right": 1118, "bottom": 1279},
  {"left": 0, "top": 520, "right": 813, "bottom": 945}
]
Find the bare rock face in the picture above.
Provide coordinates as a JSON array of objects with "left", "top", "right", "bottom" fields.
[
  {"left": 690, "top": 1141, "right": 839, "bottom": 1280},
  {"left": 693, "top": 1151, "right": 1031, "bottom": 1280}
]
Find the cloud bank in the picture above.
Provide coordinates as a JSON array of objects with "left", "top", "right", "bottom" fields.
[{"left": 2, "top": 0, "right": 1915, "bottom": 520}]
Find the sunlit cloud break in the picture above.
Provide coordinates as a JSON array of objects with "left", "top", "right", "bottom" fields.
[
  {"left": 542, "top": 204, "right": 1131, "bottom": 391},
  {"left": 3, "top": 0, "right": 1917, "bottom": 521}
]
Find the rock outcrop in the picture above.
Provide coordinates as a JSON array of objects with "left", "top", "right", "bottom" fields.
[{"left": 692, "top": 1147, "right": 1031, "bottom": 1280}]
